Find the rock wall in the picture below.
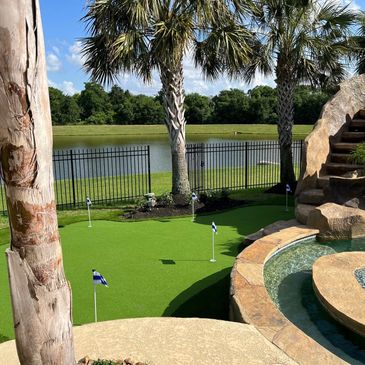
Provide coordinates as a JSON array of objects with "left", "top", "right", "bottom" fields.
[{"left": 296, "top": 74, "right": 365, "bottom": 195}]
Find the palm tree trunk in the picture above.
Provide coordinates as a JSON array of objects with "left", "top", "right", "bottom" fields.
[
  {"left": 276, "top": 79, "right": 296, "bottom": 184},
  {"left": 160, "top": 62, "right": 191, "bottom": 203},
  {"left": 0, "top": 1, "right": 75, "bottom": 364}
]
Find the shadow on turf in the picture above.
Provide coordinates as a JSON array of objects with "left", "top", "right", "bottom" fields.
[{"left": 163, "top": 267, "right": 231, "bottom": 320}]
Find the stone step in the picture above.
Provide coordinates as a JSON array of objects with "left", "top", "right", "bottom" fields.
[
  {"left": 325, "top": 162, "right": 364, "bottom": 175},
  {"left": 330, "top": 153, "right": 351, "bottom": 163},
  {"left": 342, "top": 131, "right": 365, "bottom": 142},
  {"left": 298, "top": 189, "right": 325, "bottom": 205},
  {"left": 350, "top": 119, "right": 365, "bottom": 129},
  {"left": 317, "top": 175, "right": 334, "bottom": 188},
  {"left": 331, "top": 142, "right": 358, "bottom": 152},
  {"left": 295, "top": 203, "right": 318, "bottom": 225},
  {"left": 357, "top": 109, "right": 365, "bottom": 118}
]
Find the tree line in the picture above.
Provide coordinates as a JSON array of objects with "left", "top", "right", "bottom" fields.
[{"left": 50, "top": 82, "right": 332, "bottom": 126}]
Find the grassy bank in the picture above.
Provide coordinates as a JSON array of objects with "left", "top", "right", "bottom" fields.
[{"left": 53, "top": 124, "right": 313, "bottom": 140}]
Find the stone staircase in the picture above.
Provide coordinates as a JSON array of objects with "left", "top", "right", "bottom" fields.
[{"left": 296, "top": 109, "right": 365, "bottom": 223}]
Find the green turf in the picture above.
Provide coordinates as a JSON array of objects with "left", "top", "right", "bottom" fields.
[{"left": 0, "top": 204, "right": 294, "bottom": 341}]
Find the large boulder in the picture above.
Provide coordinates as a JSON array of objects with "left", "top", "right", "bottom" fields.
[
  {"left": 296, "top": 74, "right": 365, "bottom": 195},
  {"left": 307, "top": 202, "right": 365, "bottom": 240}
]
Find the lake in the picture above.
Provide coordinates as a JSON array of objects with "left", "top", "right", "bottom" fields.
[{"left": 54, "top": 134, "right": 297, "bottom": 173}]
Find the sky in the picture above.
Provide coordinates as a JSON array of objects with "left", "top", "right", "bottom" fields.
[{"left": 40, "top": 0, "right": 363, "bottom": 97}]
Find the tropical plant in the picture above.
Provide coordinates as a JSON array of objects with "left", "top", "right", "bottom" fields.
[
  {"left": 81, "top": 0, "right": 253, "bottom": 202},
  {"left": 350, "top": 142, "right": 365, "bottom": 165},
  {"left": 242, "top": 0, "right": 356, "bottom": 184},
  {"left": 0, "top": 1, "right": 75, "bottom": 363}
]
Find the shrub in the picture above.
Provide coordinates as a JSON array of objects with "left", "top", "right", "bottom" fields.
[
  {"left": 157, "top": 192, "right": 174, "bottom": 207},
  {"left": 351, "top": 143, "right": 365, "bottom": 165}
]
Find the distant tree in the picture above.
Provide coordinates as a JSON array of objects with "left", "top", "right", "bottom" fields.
[
  {"left": 132, "top": 95, "right": 164, "bottom": 124},
  {"left": 79, "top": 82, "right": 112, "bottom": 120},
  {"left": 185, "top": 93, "right": 213, "bottom": 124},
  {"left": 242, "top": 0, "right": 356, "bottom": 184},
  {"left": 49, "top": 87, "right": 65, "bottom": 124},
  {"left": 294, "top": 86, "right": 331, "bottom": 125},
  {"left": 61, "top": 95, "right": 82, "bottom": 124},
  {"left": 212, "top": 89, "right": 250, "bottom": 124},
  {"left": 247, "top": 86, "right": 277, "bottom": 124}
]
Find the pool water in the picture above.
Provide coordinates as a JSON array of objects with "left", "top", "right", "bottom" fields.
[{"left": 264, "top": 238, "right": 365, "bottom": 364}]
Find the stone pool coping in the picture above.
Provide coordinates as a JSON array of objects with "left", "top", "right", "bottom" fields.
[
  {"left": 313, "top": 252, "right": 365, "bottom": 338},
  {"left": 229, "top": 222, "right": 348, "bottom": 365}
]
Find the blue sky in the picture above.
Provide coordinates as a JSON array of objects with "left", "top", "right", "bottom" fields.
[{"left": 40, "top": 0, "right": 363, "bottom": 96}]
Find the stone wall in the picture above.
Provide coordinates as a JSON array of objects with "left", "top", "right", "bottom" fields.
[{"left": 296, "top": 74, "right": 365, "bottom": 195}]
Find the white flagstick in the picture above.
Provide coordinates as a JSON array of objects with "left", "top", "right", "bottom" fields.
[
  {"left": 192, "top": 199, "right": 195, "bottom": 222},
  {"left": 210, "top": 230, "right": 216, "bottom": 262},
  {"left": 285, "top": 189, "right": 288, "bottom": 212},
  {"left": 88, "top": 203, "right": 92, "bottom": 227},
  {"left": 210, "top": 222, "right": 217, "bottom": 263},
  {"left": 94, "top": 284, "right": 97, "bottom": 322}
]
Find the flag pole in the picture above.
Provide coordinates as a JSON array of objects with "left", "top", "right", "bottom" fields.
[
  {"left": 88, "top": 204, "right": 92, "bottom": 228},
  {"left": 210, "top": 230, "right": 216, "bottom": 262},
  {"left": 285, "top": 189, "right": 288, "bottom": 212},
  {"left": 94, "top": 284, "right": 97, "bottom": 322},
  {"left": 192, "top": 199, "right": 195, "bottom": 222}
]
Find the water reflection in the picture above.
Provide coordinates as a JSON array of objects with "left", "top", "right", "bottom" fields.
[{"left": 265, "top": 239, "right": 365, "bottom": 364}]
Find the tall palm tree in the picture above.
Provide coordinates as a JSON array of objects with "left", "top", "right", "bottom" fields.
[
  {"left": 243, "top": 0, "right": 356, "bottom": 184},
  {"left": 0, "top": 1, "right": 75, "bottom": 363},
  {"left": 81, "top": 0, "right": 252, "bottom": 203}
]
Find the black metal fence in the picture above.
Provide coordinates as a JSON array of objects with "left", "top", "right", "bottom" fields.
[
  {"left": 0, "top": 141, "right": 304, "bottom": 215},
  {"left": 0, "top": 146, "right": 151, "bottom": 214},
  {"left": 53, "top": 147, "right": 151, "bottom": 209},
  {"left": 186, "top": 140, "right": 303, "bottom": 192}
]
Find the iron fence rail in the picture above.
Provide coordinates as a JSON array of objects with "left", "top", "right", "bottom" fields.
[
  {"left": 0, "top": 141, "right": 303, "bottom": 215},
  {"left": 186, "top": 140, "right": 303, "bottom": 192}
]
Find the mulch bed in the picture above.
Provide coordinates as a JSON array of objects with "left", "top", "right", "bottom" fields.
[{"left": 123, "top": 198, "right": 249, "bottom": 220}]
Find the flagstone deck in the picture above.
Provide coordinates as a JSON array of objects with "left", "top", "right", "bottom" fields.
[{"left": 0, "top": 317, "right": 297, "bottom": 364}]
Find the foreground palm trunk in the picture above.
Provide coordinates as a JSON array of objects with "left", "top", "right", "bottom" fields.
[
  {"left": 0, "top": 1, "right": 75, "bottom": 364},
  {"left": 160, "top": 62, "right": 191, "bottom": 203},
  {"left": 276, "top": 78, "right": 296, "bottom": 185}
]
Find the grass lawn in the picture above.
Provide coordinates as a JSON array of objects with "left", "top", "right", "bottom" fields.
[
  {"left": 53, "top": 124, "right": 312, "bottom": 140},
  {"left": 0, "top": 203, "right": 295, "bottom": 341}
]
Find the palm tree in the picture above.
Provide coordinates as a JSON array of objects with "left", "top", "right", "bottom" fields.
[
  {"left": 81, "top": 0, "right": 252, "bottom": 203},
  {"left": 0, "top": 0, "right": 75, "bottom": 363},
  {"left": 354, "top": 13, "right": 365, "bottom": 74},
  {"left": 242, "top": 0, "right": 356, "bottom": 184}
]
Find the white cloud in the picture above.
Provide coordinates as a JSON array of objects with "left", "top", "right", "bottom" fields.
[
  {"left": 47, "top": 79, "right": 79, "bottom": 95},
  {"left": 62, "top": 81, "right": 79, "bottom": 95},
  {"left": 46, "top": 53, "right": 61, "bottom": 72},
  {"left": 67, "top": 41, "right": 86, "bottom": 67}
]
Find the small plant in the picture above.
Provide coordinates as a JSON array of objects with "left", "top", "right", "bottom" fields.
[
  {"left": 157, "top": 192, "right": 174, "bottom": 207},
  {"left": 135, "top": 196, "right": 148, "bottom": 210},
  {"left": 350, "top": 143, "right": 365, "bottom": 165}
]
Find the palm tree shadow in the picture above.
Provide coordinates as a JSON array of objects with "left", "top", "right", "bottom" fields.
[{"left": 163, "top": 267, "right": 231, "bottom": 320}]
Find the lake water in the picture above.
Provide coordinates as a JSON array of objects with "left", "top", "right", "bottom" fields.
[{"left": 54, "top": 135, "right": 295, "bottom": 174}]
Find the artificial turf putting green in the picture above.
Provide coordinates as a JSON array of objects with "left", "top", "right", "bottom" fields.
[{"left": 0, "top": 204, "right": 294, "bottom": 341}]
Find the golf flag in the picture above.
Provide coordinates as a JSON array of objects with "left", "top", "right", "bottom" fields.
[
  {"left": 286, "top": 184, "right": 292, "bottom": 193},
  {"left": 86, "top": 196, "right": 92, "bottom": 206},
  {"left": 92, "top": 269, "right": 108, "bottom": 287},
  {"left": 212, "top": 222, "right": 217, "bottom": 234},
  {"left": 192, "top": 192, "right": 198, "bottom": 201}
]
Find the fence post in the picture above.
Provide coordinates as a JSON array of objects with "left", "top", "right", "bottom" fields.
[
  {"left": 147, "top": 145, "right": 152, "bottom": 193},
  {"left": 201, "top": 143, "right": 205, "bottom": 191},
  {"left": 70, "top": 149, "right": 76, "bottom": 207},
  {"left": 245, "top": 142, "right": 248, "bottom": 189}
]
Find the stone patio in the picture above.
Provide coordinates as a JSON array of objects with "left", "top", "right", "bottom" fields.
[{"left": 0, "top": 317, "right": 297, "bottom": 365}]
